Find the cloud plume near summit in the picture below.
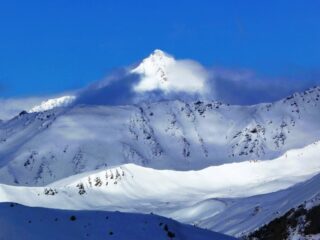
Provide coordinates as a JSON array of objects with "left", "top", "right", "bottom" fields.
[
  {"left": 2, "top": 49, "right": 320, "bottom": 120},
  {"left": 131, "top": 50, "right": 209, "bottom": 95},
  {"left": 75, "top": 50, "right": 211, "bottom": 106},
  {"left": 76, "top": 49, "right": 320, "bottom": 107}
]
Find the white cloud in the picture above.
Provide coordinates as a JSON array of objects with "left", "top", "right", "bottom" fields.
[{"left": 165, "top": 60, "right": 209, "bottom": 93}]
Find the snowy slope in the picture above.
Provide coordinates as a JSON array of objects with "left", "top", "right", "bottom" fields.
[
  {"left": 0, "top": 203, "right": 235, "bottom": 240},
  {"left": 0, "top": 86, "right": 320, "bottom": 185},
  {"left": 1, "top": 141, "right": 320, "bottom": 237},
  {"left": 195, "top": 170, "right": 320, "bottom": 237}
]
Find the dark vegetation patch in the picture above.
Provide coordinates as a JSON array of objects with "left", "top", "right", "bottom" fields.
[
  {"left": 304, "top": 205, "right": 320, "bottom": 235},
  {"left": 246, "top": 204, "right": 320, "bottom": 240}
]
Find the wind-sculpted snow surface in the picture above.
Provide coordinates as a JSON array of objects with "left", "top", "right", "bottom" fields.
[
  {"left": 1, "top": 87, "right": 320, "bottom": 186},
  {"left": 1, "top": 141, "right": 320, "bottom": 237},
  {"left": 0, "top": 203, "right": 235, "bottom": 240}
]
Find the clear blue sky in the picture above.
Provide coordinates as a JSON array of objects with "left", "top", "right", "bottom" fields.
[{"left": 0, "top": 0, "right": 319, "bottom": 97}]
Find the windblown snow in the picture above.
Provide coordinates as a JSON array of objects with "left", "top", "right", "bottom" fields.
[{"left": 28, "top": 95, "right": 76, "bottom": 113}]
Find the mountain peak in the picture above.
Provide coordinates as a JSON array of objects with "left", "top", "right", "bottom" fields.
[
  {"left": 131, "top": 50, "right": 175, "bottom": 92},
  {"left": 152, "top": 48, "right": 166, "bottom": 56},
  {"left": 132, "top": 49, "right": 175, "bottom": 75}
]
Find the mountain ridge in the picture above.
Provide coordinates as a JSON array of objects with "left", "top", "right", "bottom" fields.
[{"left": 0, "top": 85, "right": 320, "bottom": 186}]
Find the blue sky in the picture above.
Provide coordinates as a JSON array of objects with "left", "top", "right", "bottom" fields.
[{"left": 0, "top": 0, "right": 319, "bottom": 98}]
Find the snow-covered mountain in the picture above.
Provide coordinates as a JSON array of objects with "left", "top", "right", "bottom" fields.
[
  {"left": 0, "top": 86, "right": 320, "bottom": 186},
  {"left": 1, "top": 50, "right": 320, "bottom": 239}
]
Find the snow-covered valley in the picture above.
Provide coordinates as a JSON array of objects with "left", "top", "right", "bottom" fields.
[{"left": 1, "top": 140, "right": 320, "bottom": 238}]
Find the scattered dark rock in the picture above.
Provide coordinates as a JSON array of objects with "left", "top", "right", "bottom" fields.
[
  {"left": 167, "top": 231, "right": 175, "bottom": 238},
  {"left": 19, "top": 110, "right": 28, "bottom": 116}
]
